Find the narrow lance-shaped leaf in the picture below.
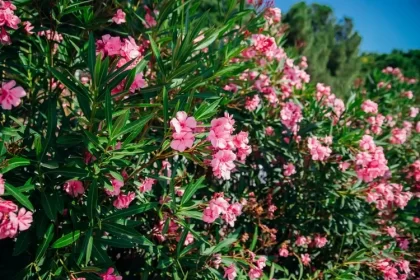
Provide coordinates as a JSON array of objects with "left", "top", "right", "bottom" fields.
[{"left": 52, "top": 230, "right": 81, "bottom": 248}]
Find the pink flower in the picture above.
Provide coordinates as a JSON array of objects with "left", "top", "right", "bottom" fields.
[
  {"left": 295, "top": 236, "right": 307, "bottom": 247},
  {"left": 143, "top": 7, "right": 157, "bottom": 28},
  {"left": 265, "top": 126, "right": 274, "bottom": 136},
  {"left": 233, "top": 131, "right": 251, "bottom": 162},
  {"left": 361, "top": 100, "right": 378, "bottom": 114},
  {"left": 112, "top": 9, "right": 126, "bottom": 24},
  {"left": 385, "top": 226, "right": 397, "bottom": 238},
  {"left": 9, "top": 208, "right": 33, "bottom": 231},
  {"left": 63, "top": 180, "right": 85, "bottom": 197},
  {"left": 139, "top": 178, "right": 156, "bottom": 193},
  {"left": 171, "top": 131, "right": 195, "bottom": 152},
  {"left": 223, "top": 264, "right": 237, "bottom": 280},
  {"left": 202, "top": 206, "right": 219, "bottom": 223},
  {"left": 0, "top": 80, "right": 26, "bottom": 110},
  {"left": 390, "top": 128, "right": 407, "bottom": 145},
  {"left": 224, "top": 83, "right": 238, "bottom": 93},
  {"left": 170, "top": 111, "right": 197, "bottom": 133},
  {"left": 113, "top": 192, "right": 135, "bottom": 209},
  {"left": 129, "top": 73, "right": 147, "bottom": 93},
  {"left": 256, "top": 256, "right": 267, "bottom": 269},
  {"left": 248, "top": 268, "right": 263, "bottom": 279},
  {"left": 360, "top": 135, "right": 376, "bottom": 151},
  {"left": 316, "top": 83, "right": 331, "bottom": 101},
  {"left": 0, "top": 3, "right": 20, "bottom": 29},
  {"left": 409, "top": 107, "right": 419, "bottom": 118},
  {"left": 339, "top": 161, "right": 351, "bottom": 171},
  {"left": 210, "top": 197, "right": 230, "bottom": 215},
  {"left": 100, "top": 267, "right": 122, "bottom": 280},
  {"left": 314, "top": 235, "right": 327, "bottom": 248},
  {"left": 176, "top": 232, "right": 194, "bottom": 246},
  {"left": 105, "top": 177, "right": 124, "bottom": 197},
  {"left": 96, "top": 35, "right": 121, "bottom": 57},
  {"left": 212, "top": 254, "right": 222, "bottom": 269},
  {"left": 0, "top": 199, "right": 17, "bottom": 213},
  {"left": 398, "top": 238, "right": 409, "bottom": 250},
  {"left": 301, "top": 253, "right": 311, "bottom": 266},
  {"left": 0, "top": 27, "right": 10, "bottom": 44},
  {"left": 416, "top": 121, "right": 420, "bottom": 133},
  {"left": 0, "top": 174, "right": 4, "bottom": 195},
  {"left": 245, "top": 95, "right": 260, "bottom": 111},
  {"left": 283, "top": 163, "right": 296, "bottom": 177},
  {"left": 402, "top": 90, "right": 413, "bottom": 99},
  {"left": 264, "top": 7, "right": 281, "bottom": 24},
  {"left": 211, "top": 150, "right": 236, "bottom": 180},
  {"left": 208, "top": 116, "right": 235, "bottom": 149},
  {"left": 279, "top": 247, "right": 289, "bottom": 257},
  {"left": 23, "top": 21, "right": 34, "bottom": 34},
  {"left": 307, "top": 137, "right": 332, "bottom": 161},
  {"left": 355, "top": 147, "right": 389, "bottom": 182},
  {"left": 280, "top": 102, "right": 302, "bottom": 133},
  {"left": 0, "top": 218, "right": 17, "bottom": 239}
]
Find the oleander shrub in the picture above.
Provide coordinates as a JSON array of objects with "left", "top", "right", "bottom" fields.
[{"left": 0, "top": 0, "right": 419, "bottom": 279}]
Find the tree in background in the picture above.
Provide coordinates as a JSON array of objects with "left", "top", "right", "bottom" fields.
[{"left": 283, "top": 2, "right": 362, "bottom": 97}]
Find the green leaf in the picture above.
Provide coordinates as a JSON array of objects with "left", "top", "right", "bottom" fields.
[
  {"left": 149, "top": 37, "right": 165, "bottom": 74},
  {"left": 45, "top": 167, "right": 88, "bottom": 177},
  {"left": 52, "top": 230, "right": 81, "bottom": 248},
  {"left": 87, "top": 179, "right": 98, "bottom": 220},
  {"left": 111, "top": 114, "right": 154, "bottom": 140},
  {"left": 41, "top": 191, "right": 57, "bottom": 221},
  {"left": 88, "top": 33, "right": 96, "bottom": 78},
  {"left": 181, "top": 176, "right": 205, "bottom": 206},
  {"left": 249, "top": 225, "right": 258, "bottom": 251},
  {"left": 41, "top": 99, "right": 57, "bottom": 160},
  {"left": 97, "top": 237, "right": 135, "bottom": 248},
  {"left": 163, "top": 86, "right": 169, "bottom": 132},
  {"left": 5, "top": 183, "right": 34, "bottom": 211},
  {"left": 193, "top": 98, "right": 222, "bottom": 121},
  {"left": 105, "top": 88, "right": 112, "bottom": 135},
  {"left": 13, "top": 230, "right": 30, "bottom": 256},
  {"left": 1, "top": 157, "right": 30, "bottom": 174},
  {"left": 35, "top": 223, "right": 54, "bottom": 262},
  {"left": 111, "top": 110, "right": 129, "bottom": 139},
  {"left": 102, "top": 222, "right": 154, "bottom": 246},
  {"left": 102, "top": 202, "right": 157, "bottom": 221}
]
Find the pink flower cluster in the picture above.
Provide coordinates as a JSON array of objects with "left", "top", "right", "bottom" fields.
[
  {"left": 100, "top": 267, "right": 122, "bottom": 280},
  {"left": 170, "top": 111, "right": 197, "bottom": 152},
  {"left": 361, "top": 100, "right": 378, "bottom": 114},
  {"left": 295, "top": 234, "right": 328, "bottom": 248},
  {"left": 280, "top": 101, "right": 302, "bottom": 133},
  {"left": 367, "top": 114, "right": 385, "bottom": 135},
  {"left": 63, "top": 180, "right": 85, "bottom": 197},
  {"left": 112, "top": 9, "right": 126, "bottom": 24},
  {"left": 355, "top": 135, "right": 389, "bottom": 182},
  {"left": 0, "top": 198, "right": 33, "bottom": 239},
  {"left": 264, "top": 7, "right": 281, "bottom": 25},
  {"left": 0, "top": 1, "right": 21, "bottom": 44},
  {"left": 143, "top": 6, "right": 157, "bottom": 29},
  {"left": 209, "top": 114, "right": 251, "bottom": 179},
  {"left": 248, "top": 256, "right": 266, "bottom": 279},
  {"left": 96, "top": 35, "right": 148, "bottom": 94},
  {"left": 281, "top": 58, "right": 310, "bottom": 98},
  {"left": 202, "top": 196, "right": 243, "bottom": 227},
  {"left": 390, "top": 128, "right": 408, "bottom": 145},
  {"left": 315, "top": 83, "right": 331, "bottom": 101},
  {"left": 366, "top": 182, "right": 412, "bottom": 210},
  {"left": 406, "top": 160, "right": 420, "bottom": 189},
  {"left": 374, "top": 258, "right": 411, "bottom": 280},
  {"left": 223, "top": 264, "right": 237, "bottom": 280},
  {"left": 382, "top": 66, "right": 417, "bottom": 84},
  {"left": 104, "top": 174, "right": 135, "bottom": 209},
  {"left": 307, "top": 136, "right": 332, "bottom": 161},
  {"left": 0, "top": 80, "right": 26, "bottom": 110},
  {"left": 245, "top": 95, "right": 260, "bottom": 111},
  {"left": 139, "top": 177, "right": 156, "bottom": 193}
]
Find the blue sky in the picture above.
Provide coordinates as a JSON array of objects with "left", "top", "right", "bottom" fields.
[{"left": 274, "top": 0, "right": 420, "bottom": 53}]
